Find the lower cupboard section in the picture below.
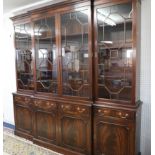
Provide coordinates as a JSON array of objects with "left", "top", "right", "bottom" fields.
[
  {"left": 13, "top": 94, "right": 92, "bottom": 155},
  {"left": 93, "top": 105, "right": 141, "bottom": 155},
  {"left": 13, "top": 94, "right": 141, "bottom": 155}
]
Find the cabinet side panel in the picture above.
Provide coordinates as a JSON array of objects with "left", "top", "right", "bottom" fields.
[
  {"left": 136, "top": 1, "right": 141, "bottom": 101},
  {"left": 136, "top": 106, "right": 142, "bottom": 154}
]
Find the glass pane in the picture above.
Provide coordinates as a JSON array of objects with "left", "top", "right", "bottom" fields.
[
  {"left": 61, "top": 10, "right": 90, "bottom": 97},
  {"left": 15, "top": 23, "right": 34, "bottom": 90},
  {"left": 97, "top": 2, "right": 132, "bottom": 101},
  {"left": 34, "top": 17, "right": 57, "bottom": 93}
]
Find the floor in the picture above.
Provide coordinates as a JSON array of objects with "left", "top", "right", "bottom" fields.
[{"left": 3, "top": 127, "right": 62, "bottom": 155}]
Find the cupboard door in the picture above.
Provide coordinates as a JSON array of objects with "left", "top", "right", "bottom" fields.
[
  {"left": 15, "top": 105, "right": 32, "bottom": 134},
  {"left": 15, "top": 23, "right": 34, "bottom": 90},
  {"left": 95, "top": 2, "right": 133, "bottom": 101},
  {"left": 60, "top": 9, "right": 92, "bottom": 98},
  {"left": 34, "top": 100, "right": 57, "bottom": 144},
  {"left": 14, "top": 95, "right": 32, "bottom": 134},
  {"left": 35, "top": 112, "right": 56, "bottom": 143},
  {"left": 14, "top": 95, "right": 33, "bottom": 139},
  {"left": 34, "top": 16, "right": 58, "bottom": 93},
  {"left": 94, "top": 114, "right": 134, "bottom": 155},
  {"left": 95, "top": 121, "right": 129, "bottom": 155},
  {"left": 59, "top": 103, "right": 91, "bottom": 154}
]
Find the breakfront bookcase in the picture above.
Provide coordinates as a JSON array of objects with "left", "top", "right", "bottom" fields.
[{"left": 11, "top": 0, "right": 142, "bottom": 154}]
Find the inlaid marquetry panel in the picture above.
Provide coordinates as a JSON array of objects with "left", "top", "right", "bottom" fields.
[
  {"left": 94, "top": 107, "right": 135, "bottom": 120},
  {"left": 59, "top": 103, "right": 90, "bottom": 117},
  {"left": 14, "top": 95, "right": 32, "bottom": 106},
  {"left": 34, "top": 99, "right": 57, "bottom": 112}
]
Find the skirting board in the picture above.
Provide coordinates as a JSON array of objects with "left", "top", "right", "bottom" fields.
[{"left": 3, "top": 122, "right": 15, "bottom": 130}]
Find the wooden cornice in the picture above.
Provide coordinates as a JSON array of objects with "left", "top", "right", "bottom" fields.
[{"left": 10, "top": 0, "right": 92, "bottom": 22}]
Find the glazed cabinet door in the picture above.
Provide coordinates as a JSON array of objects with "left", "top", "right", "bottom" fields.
[
  {"left": 13, "top": 95, "right": 33, "bottom": 139},
  {"left": 60, "top": 8, "right": 92, "bottom": 98},
  {"left": 94, "top": 107, "right": 135, "bottom": 155},
  {"left": 94, "top": 1, "right": 134, "bottom": 102},
  {"left": 59, "top": 103, "right": 91, "bottom": 154},
  {"left": 33, "top": 99, "right": 57, "bottom": 144},
  {"left": 34, "top": 16, "right": 58, "bottom": 94},
  {"left": 15, "top": 23, "right": 34, "bottom": 91}
]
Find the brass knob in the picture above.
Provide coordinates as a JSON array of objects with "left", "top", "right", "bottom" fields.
[
  {"left": 46, "top": 102, "right": 50, "bottom": 106},
  {"left": 103, "top": 110, "right": 107, "bottom": 114},
  {"left": 65, "top": 105, "right": 70, "bottom": 109},
  {"left": 124, "top": 113, "right": 129, "bottom": 118},
  {"left": 34, "top": 101, "right": 38, "bottom": 106},
  {"left": 118, "top": 112, "right": 129, "bottom": 119},
  {"left": 61, "top": 105, "right": 69, "bottom": 109},
  {"left": 118, "top": 112, "right": 122, "bottom": 116},
  {"left": 82, "top": 108, "right": 85, "bottom": 112},
  {"left": 77, "top": 107, "right": 80, "bottom": 111},
  {"left": 98, "top": 109, "right": 102, "bottom": 113}
]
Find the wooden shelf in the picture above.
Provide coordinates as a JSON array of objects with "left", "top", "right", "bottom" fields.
[{"left": 98, "top": 40, "right": 132, "bottom": 49}]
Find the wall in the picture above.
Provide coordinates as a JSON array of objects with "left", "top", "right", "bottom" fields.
[
  {"left": 2, "top": 15, "right": 16, "bottom": 125},
  {"left": 2, "top": 0, "right": 151, "bottom": 154},
  {"left": 140, "top": 0, "right": 151, "bottom": 154}
]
